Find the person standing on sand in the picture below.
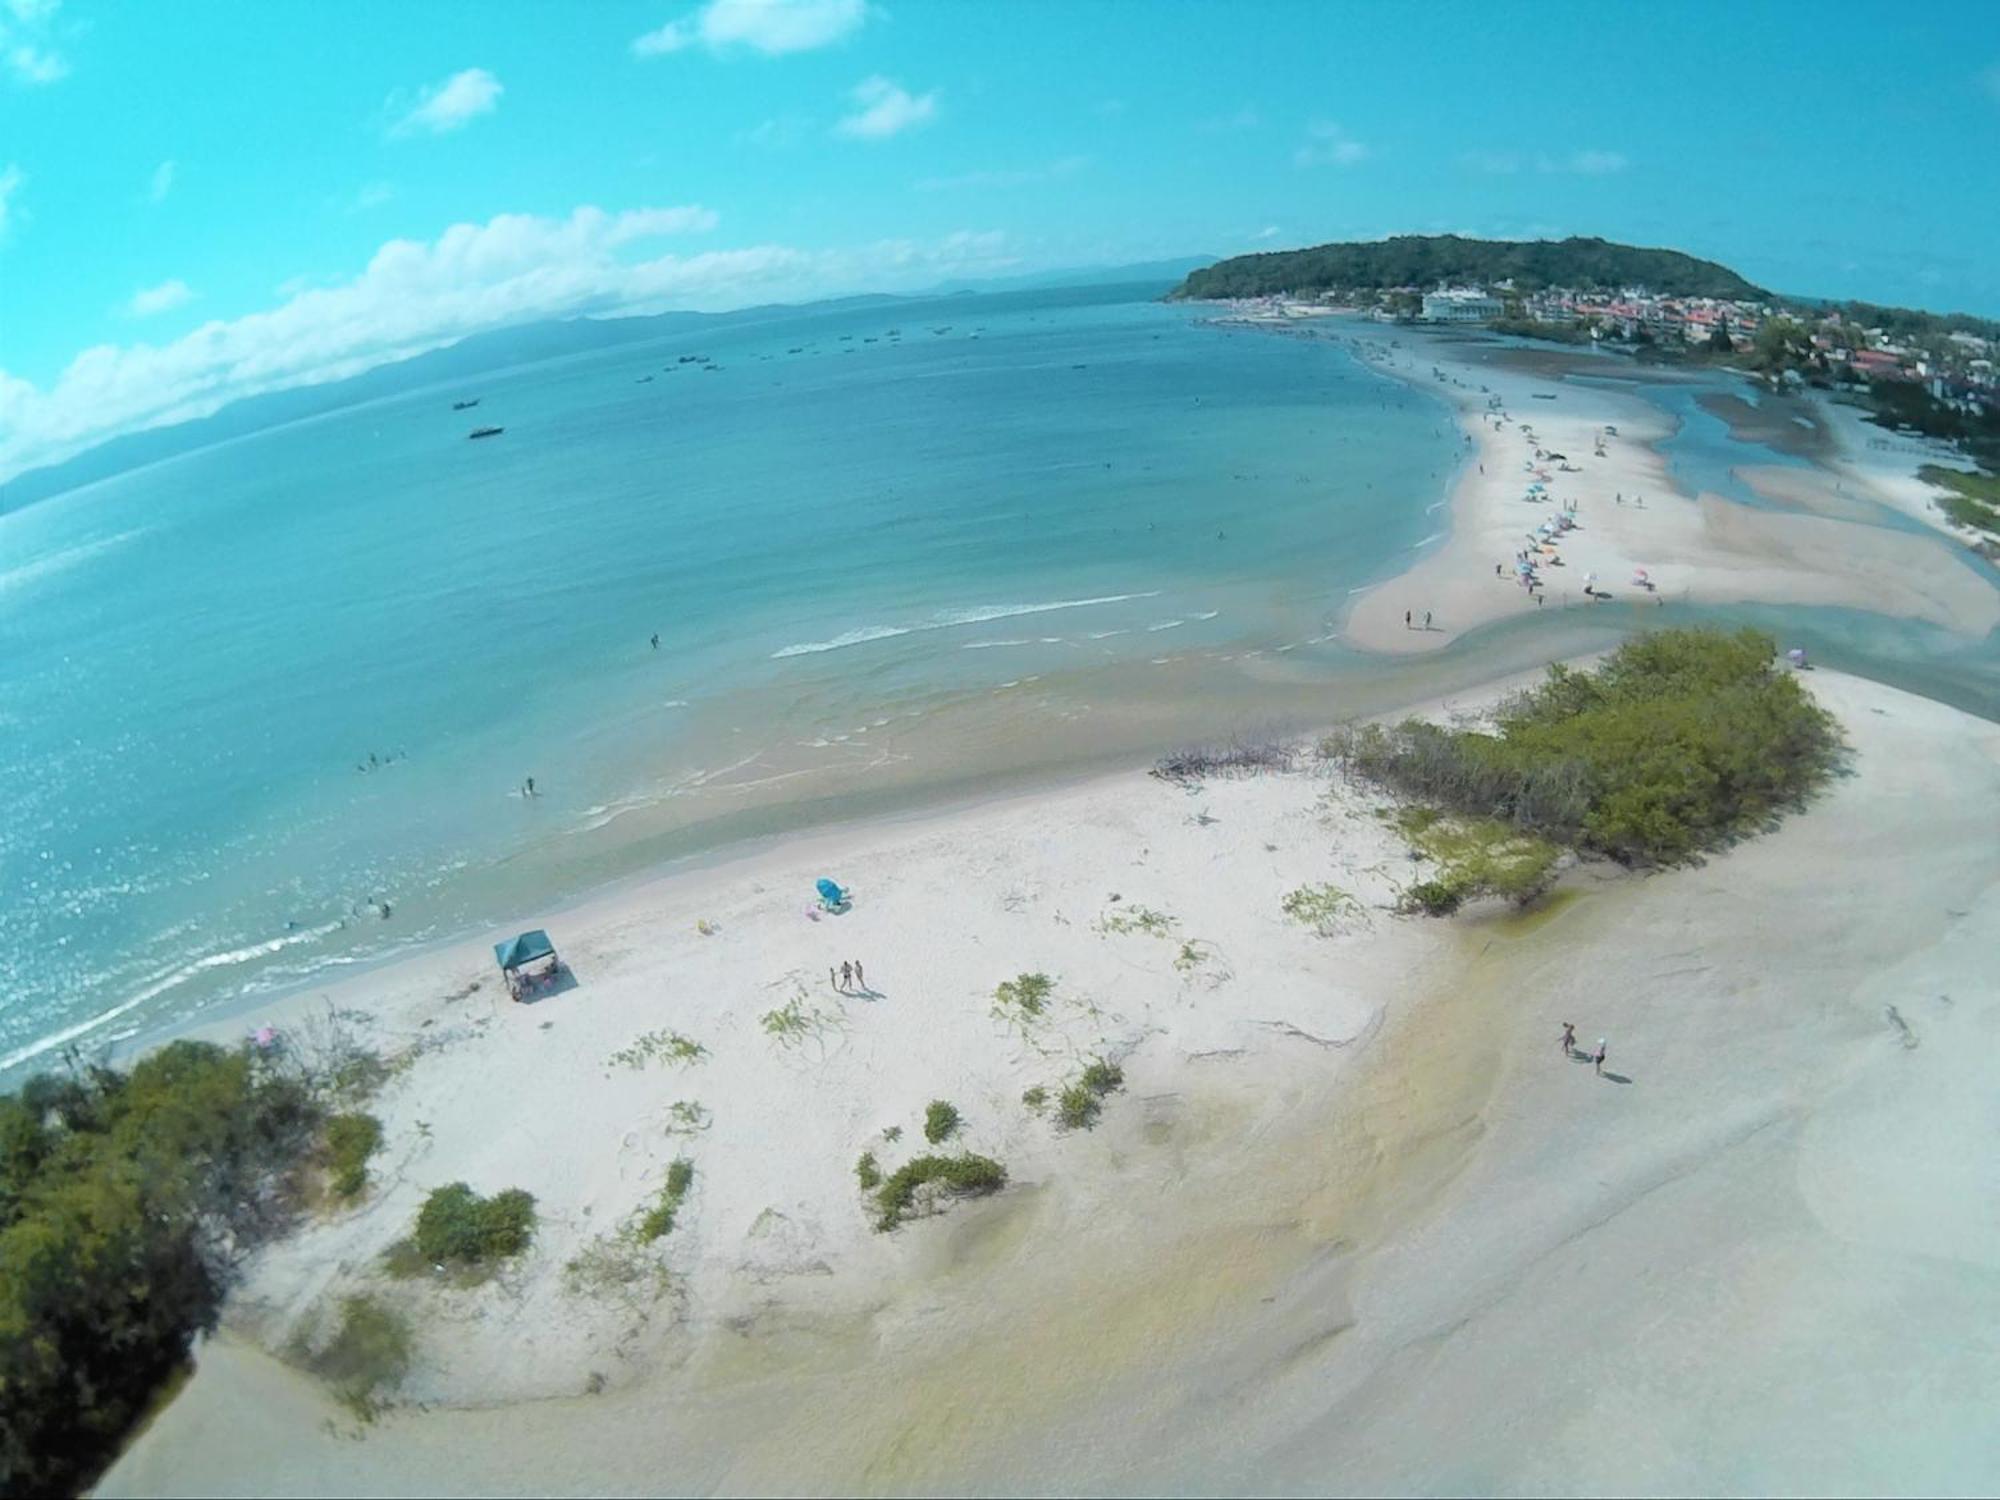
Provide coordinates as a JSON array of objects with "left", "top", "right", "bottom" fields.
[
  {"left": 1424, "top": 609, "right": 1433, "bottom": 630},
  {"left": 1593, "top": 1039, "right": 1607, "bottom": 1075},
  {"left": 1560, "top": 1022, "right": 1576, "bottom": 1057},
  {"left": 839, "top": 960, "right": 853, "bottom": 992},
  {"left": 830, "top": 966, "right": 840, "bottom": 991},
  {"left": 854, "top": 960, "right": 866, "bottom": 992}
]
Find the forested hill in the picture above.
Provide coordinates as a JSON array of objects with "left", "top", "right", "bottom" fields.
[{"left": 1169, "top": 236, "right": 1769, "bottom": 301}]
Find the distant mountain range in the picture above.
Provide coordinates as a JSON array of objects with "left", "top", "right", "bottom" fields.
[
  {"left": 1, "top": 258, "right": 1211, "bottom": 514},
  {"left": 1169, "top": 235, "right": 1770, "bottom": 302}
]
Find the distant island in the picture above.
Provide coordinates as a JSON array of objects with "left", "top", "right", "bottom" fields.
[{"left": 1169, "top": 235, "right": 1768, "bottom": 303}]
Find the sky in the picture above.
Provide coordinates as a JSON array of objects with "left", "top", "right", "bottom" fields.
[{"left": 1, "top": 0, "right": 1998, "bottom": 483}]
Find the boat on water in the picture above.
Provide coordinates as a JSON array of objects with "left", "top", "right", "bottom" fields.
[
  {"left": 467, "top": 425, "right": 504, "bottom": 440},
  {"left": 452, "top": 398, "right": 481, "bottom": 411}
]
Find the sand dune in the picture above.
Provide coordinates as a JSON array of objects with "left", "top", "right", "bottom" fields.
[{"left": 101, "top": 669, "right": 2000, "bottom": 1497}]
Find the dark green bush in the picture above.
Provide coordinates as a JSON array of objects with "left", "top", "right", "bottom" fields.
[
  {"left": 1079, "top": 1059, "right": 1124, "bottom": 1095},
  {"left": 323, "top": 1112, "right": 382, "bottom": 1201},
  {"left": 923, "top": 1099, "right": 961, "bottom": 1144},
  {"left": 413, "top": 1182, "right": 537, "bottom": 1265},
  {"left": 1056, "top": 1057, "right": 1126, "bottom": 1131},
  {"left": 1327, "top": 628, "right": 1841, "bottom": 867},
  {"left": 873, "top": 1153, "right": 1007, "bottom": 1230},
  {"left": 855, "top": 1151, "right": 882, "bottom": 1190},
  {"left": 305, "top": 1295, "right": 412, "bottom": 1421},
  {"left": 0, "top": 1040, "right": 324, "bottom": 1496}
]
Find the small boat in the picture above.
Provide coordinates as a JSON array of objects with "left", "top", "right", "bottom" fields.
[
  {"left": 453, "top": 398, "right": 481, "bottom": 411},
  {"left": 1532, "top": 392, "right": 1557, "bottom": 400},
  {"left": 636, "top": 375, "right": 653, "bottom": 383},
  {"left": 468, "top": 426, "right": 504, "bottom": 440},
  {"left": 787, "top": 347, "right": 804, "bottom": 354}
]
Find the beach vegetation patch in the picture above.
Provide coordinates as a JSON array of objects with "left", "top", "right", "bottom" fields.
[
  {"left": 1097, "top": 904, "right": 1176, "bottom": 938},
  {"left": 0, "top": 1039, "right": 324, "bottom": 1495},
  {"left": 873, "top": 1152, "right": 1008, "bottom": 1231},
  {"left": 992, "top": 971, "right": 1055, "bottom": 1028},
  {"left": 323, "top": 1111, "right": 383, "bottom": 1201},
  {"left": 609, "top": 1029, "right": 707, "bottom": 1070},
  {"left": 759, "top": 989, "right": 843, "bottom": 1053},
  {"left": 924, "top": 1099, "right": 963, "bottom": 1144},
  {"left": 297, "top": 1294, "right": 413, "bottom": 1423},
  {"left": 1021, "top": 1085, "right": 1048, "bottom": 1112},
  {"left": 1919, "top": 464, "right": 2000, "bottom": 535},
  {"left": 413, "top": 1182, "right": 537, "bottom": 1267},
  {"left": 1281, "top": 883, "right": 1364, "bottom": 935},
  {"left": 1391, "top": 810, "right": 1561, "bottom": 913},
  {"left": 1325, "top": 628, "right": 1841, "bottom": 869},
  {"left": 1056, "top": 1057, "right": 1126, "bottom": 1131},
  {"left": 664, "top": 1099, "right": 712, "bottom": 1135},
  {"left": 855, "top": 1151, "right": 882, "bottom": 1190},
  {"left": 637, "top": 1158, "right": 695, "bottom": 1243}
]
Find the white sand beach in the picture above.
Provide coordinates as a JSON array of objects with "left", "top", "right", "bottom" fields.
[
  {"left": 1339, "top": 337, "right": 1999, "bottom": 654},
  {"left": 101, "top": 666, "right": 2000, "bottom": 1497}
]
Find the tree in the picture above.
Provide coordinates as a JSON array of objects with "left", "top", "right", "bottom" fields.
[{"left": 1707, "top": 324, "right": 1734, "bottom": 354}]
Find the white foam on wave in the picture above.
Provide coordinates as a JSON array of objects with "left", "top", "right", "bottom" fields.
[
  {"left": 0, "top": 919, "right": 343, "bottom": 1072},
  {"left": 1190, "top": 610, "right": 1220, "bottom": 622},
  {"left": 962, "top": 638, "right": 1033, "bottom": 651},
  {"left": 1412, "top": 530, "right": 1445, "bottom": 549},
  {"left": 0, "top": 527, "right": 152, "bottom": 595},
  {"left": 771, "top": 592, "right": 1160, "bottom": 660},
  {"left": 1146, "top": 619, "right": 1185, "bottom": 632}
]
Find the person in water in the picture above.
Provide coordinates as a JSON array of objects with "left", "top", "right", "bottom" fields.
[
  {"left": 524, "top": 776, "right": 536, "bottom": 797},
  {"left": 650, "top": 634, "right": 660, "bottom": 650}
]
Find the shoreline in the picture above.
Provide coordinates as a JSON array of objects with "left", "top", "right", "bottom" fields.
[
  {"left": 100, "top": 663, "right": 2000, "bottom": 1495},
  {"left": 1332, "top": 323, "right": 1999, "bottom": 655}
]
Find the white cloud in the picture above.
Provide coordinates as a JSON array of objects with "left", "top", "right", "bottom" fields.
[
  {"left": 916, "top": 156, "right": 1088, "bottom": 191},
  {"left": 345, "top": 181, "right": 396, "bottom": 213},
  {"left": 126, "top": 279, "right": 195, "bottom": 318},
  {"left": 387, "top": 67, "right": 502, "bottom": 137},
  {"left": 835, "top": 75, "right": 937, "bottom": 140},
  {"left": 0, "top": 205, "right": 1022, "bottom": 483},
  {"left": 1294, "top": 121, "right": 1368, "bottom": 168},
  {"left": 0, "top": 161, "right": 22, "bottom": 237},
  {"left": 634, "top": 0, "right": 869, "bottom": 58},
  {"left": 1538, "top": 149, "right": 1628, "bottom": 175},
  {"left": 147, "top": 160, "right": 175, "bottom": 204},
  {"left": 1252, "top": 225, "right": 1282, "bottom": 241},
  {"left": 1, "top": 0, "right": 66, "bottom": 83}
]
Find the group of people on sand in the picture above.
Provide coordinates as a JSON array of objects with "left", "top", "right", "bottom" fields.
[
  {"left": 831, "top": 959, "right": 869, "bottom": 994},
  {"left": 1558, "top": 1021, "right": 1609, "bottom": 1075}
]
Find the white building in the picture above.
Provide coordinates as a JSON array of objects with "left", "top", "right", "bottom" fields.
[{"left": 1422, "top": 288, "right": 1503, "bottom": 323}]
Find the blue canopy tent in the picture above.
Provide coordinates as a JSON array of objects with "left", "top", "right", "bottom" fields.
[
  {"left": 495, "top": 929, "right": 561, "bottom": 1000},
  {"left": 815, "top": 878, "right": 850, "bottom": 912}
]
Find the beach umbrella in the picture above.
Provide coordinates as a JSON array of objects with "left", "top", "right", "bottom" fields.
[{"left": 1787, "top": 647, "right": 1807, "bottom": 667}]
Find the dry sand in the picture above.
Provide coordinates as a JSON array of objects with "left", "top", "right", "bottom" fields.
[
  {"left": 100, "top": 668, "right": 2000, "bottom": 1497},
  {"left": 1339, "top": 338, "right": 1999, "bottom": 654}
]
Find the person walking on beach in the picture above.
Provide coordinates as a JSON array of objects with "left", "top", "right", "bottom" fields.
[
  {"left": 1423, "top": 609, "right": 1433, "bottom": 630},
  {"left": 853, "top": 960, "right": 866, "bottom": 993},
  {"left": 1593, "top": 1038, "right": 1608, "bottom": 1076},
  {"left": 839, "top": 960, "right": 853, "bottom": 992},
  {"left": 1560, "top": 1022, "right": 1576, "bottom": 1057},
  {"left": 1404, "top": 609, "right": 1412, "bottom": 630}
]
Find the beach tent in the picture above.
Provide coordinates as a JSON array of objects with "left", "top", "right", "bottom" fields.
[
  {"left": 816, "top": 878, "right": 850, "bottom": 911},
  {"left": 495, "top": 929, "right": 557, "bottom": 972}
]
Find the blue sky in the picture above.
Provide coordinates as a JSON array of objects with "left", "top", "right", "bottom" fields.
[{"left": 1, "top": 0, "right": 1997, "bottom": 480}]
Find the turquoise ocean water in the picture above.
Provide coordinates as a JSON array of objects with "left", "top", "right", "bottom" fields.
[{"left": 2, "top": 283, "right": 1995, "bottom": 1078}]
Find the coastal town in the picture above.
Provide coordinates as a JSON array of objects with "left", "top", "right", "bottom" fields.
[{"left": 1232, "top": 281, "right": 2000, "bottom": 417}]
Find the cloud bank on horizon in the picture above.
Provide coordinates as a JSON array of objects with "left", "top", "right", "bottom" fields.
[{"left": 0, "top": 206, "right": 1014, "bottom": 483}]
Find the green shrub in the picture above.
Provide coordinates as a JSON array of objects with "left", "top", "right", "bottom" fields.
[
  {"left": 1403, "top": 879, "right": 1464, "bottom": 916},
  {"left": 855, "top": 1151, "right": 882, "bottom": 1190},
  {"left": 873, "top": 1153, "right": 1008, "bottom": 1230},
  {"left": 1020, "top": 1085, "right": 1048, "bottom": 1112},
  {"left": 1079, "top": 1059, "right": 1124, "bottom": 1095},
  {"left": 323, "top": 1112, "right": 383, "bottom": 1201},
  {"left": 992, "top": 972, "right": 1054, "bottom": 1018},
  {"left": 1325, "top": 628, "right": 1841, "bottom": 867},
  {"left": 0, "top": 1040, "right": 325, "bottom": 1495},
  {"left": 923, "top": 1099, "right": 962, "bottom": 1144},
  {"left": 636, "top": 1159, "right": 694, "bottom": 1243},
  {"left": 413, "top": 1182, "right": 537, "bottom": 1265},
  {"left": 1392, "top": 809, "right": 1561, "bottom": 913},
  {"left": 609, "top": 1030, "right": 707, "bottom": 1070},
  {"left": 1055, "top": 1083, "right": 1101, "bottom": 1131},
  {"left": 1097, "top": 904, "right": 1175, "bottom": 937}
]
